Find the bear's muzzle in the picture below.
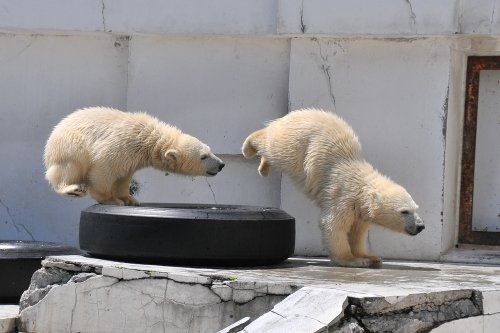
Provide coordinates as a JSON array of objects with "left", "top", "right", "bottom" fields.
[{"left": 405, "top": 213, "right": 425, "bottom": 236}]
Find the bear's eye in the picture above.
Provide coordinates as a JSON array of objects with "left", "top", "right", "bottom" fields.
[
  {"left": 200, "top": 154, "right": 208, "bottom": 161},
  {"left": 401, "top": 210, "right": 410, "bottom": 215}
]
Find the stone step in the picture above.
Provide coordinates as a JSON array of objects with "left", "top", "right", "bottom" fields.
[{"left": 0, "top": 305, "right": 18, "bottom": 333}]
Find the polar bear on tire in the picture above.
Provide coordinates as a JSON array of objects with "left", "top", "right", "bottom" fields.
[
  {"left": 242, "top": 108, "right": 424, "bottom": 267},
  {"left": 44, "top": 107, "right": 225, "bottom": 206}
]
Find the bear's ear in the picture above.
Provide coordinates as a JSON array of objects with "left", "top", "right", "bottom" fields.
[{"left": 165, "top": 149, "right": 178, "bottom": 162}]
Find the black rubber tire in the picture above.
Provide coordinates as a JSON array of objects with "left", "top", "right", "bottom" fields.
[
  {"left": 80, "top": 203, "right": 295, "bottom": 266},
  {"left": 0, "top": 241, "right": 82, "bottom": 303}
]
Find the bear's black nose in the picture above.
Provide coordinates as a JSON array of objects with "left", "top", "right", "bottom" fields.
[
  {"left": 416, "top": 224, "right": 425, "bottom": 233},
  {"left": 218, "top": 163, "right": 225, "bottom": 171}
]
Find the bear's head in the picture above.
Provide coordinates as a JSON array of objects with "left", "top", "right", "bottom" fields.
[
  {"left": 364, "top": 179, "right": 425, "bottom": 236},
  {"left": 160, "top": 134, "right": 225, "bottom": 177}
]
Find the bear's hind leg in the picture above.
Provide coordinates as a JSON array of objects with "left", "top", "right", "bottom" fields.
[
  {"left": 89, "top": 188, "right": 124, "bottom": 205},
  {"left": 349, "top": 222, "right": 382, "bottom": 266},
  {"left": 87, "top": 169, "right": 124, "bottom": 205},
  {"left": 46, "top": 163, "right": 88, "bottom": 197},
  {"left": 112, "top": 176, "right": 139, "bottom": 206},
  {"left": 242, "top": 129, "right": 266, "bottom": 159}
]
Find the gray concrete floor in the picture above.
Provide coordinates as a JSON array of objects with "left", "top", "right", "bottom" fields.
[
  {"left": 41, "top": 255, "right": 500, "bottom": 296},
  {"left": 198, "top": 256, "right": 500, "bottom": 296}
]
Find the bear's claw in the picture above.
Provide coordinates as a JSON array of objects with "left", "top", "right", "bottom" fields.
[
  {"left": 334, "top": 256, "right": 382, "bottom": 268},
  {"left": 61, "top": 184, "right": 88, "bottom": 197}
]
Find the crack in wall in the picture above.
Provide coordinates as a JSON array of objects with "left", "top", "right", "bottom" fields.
[
  {"left": 489, "top": 0, "right": 497, "bottom": 33},
  {"left": 162, "top": 279, "right": 168, "bottom": 333},
  {"left": 70, "top": 285, "right": 78, "bottom": 332},
  {"left": 0, "top": 198, "right": 18, "bottom": 232},
  {"left": 101, "top": 0, "right": 107, "bottom": 32},
  {"left": 457, "top": 0, "right": 463, "bottom": 33},
  {"left": 0, "top": 198, "right": 35, "bottom": 240},
  {"left": 299, "top": 0, "right": 306, "bottom": 33},
  {"left": 205, "top": 178, "right": 218, "bottom": 204},
  {"left": 405, "top": 0, "right": 417, "bottom": 33},
  {"left": 18, "top": 223, "right": 35, "bottom": 241},
  {"left": 270, "top": 309, "right": 286, "bottom": 319},
  {"left": 440, "top": 85, "right": 449, "bottom": 232},
  {"left": 314, "top": 38, "right": 338, "bottom": 111}
]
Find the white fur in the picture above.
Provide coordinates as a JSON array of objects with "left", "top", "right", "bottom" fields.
[
  {"left": 44, "top": 107, "right": 224, "bottom": 205},
  {"left": 242, "top": 108, "right": 424, "bottom": 267}
]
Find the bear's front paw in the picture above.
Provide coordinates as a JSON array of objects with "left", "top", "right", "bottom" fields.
[
  {"left": 363, "top": 255, "right": 382, "bottom": 266},
  {"left": 334, "top": 256, "right": 382, "bottom": 268}
]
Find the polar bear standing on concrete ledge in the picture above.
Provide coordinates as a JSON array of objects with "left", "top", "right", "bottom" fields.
[
  {"left": 44, "top": 107, "right": 225, "bottom": 206},
  {"left": 242, "top": 108, "right": 424, "bottom": 267}
]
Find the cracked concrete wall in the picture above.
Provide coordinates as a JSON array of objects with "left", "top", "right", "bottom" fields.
[{"left": 17, "top": 263, "right": 290, "bottom": 333}]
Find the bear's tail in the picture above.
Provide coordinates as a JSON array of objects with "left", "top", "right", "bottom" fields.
[{"left": 242, "top": 132, "right": 261, "bottom": 159}]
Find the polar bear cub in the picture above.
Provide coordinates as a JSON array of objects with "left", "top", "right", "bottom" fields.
[
  {"left": 44, "top": 107, "right": 225, "bottom": 206},
  {"left": 242, "top": 108, "right": 424, "bottom": 267}
]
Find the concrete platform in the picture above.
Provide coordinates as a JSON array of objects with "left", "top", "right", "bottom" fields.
[{"left": 9, "top": 255, "right": 500, "bottom": 332}]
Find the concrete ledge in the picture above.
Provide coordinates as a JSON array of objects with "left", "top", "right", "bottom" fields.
[
  {"left": 14, "top": 255, "right": 500, "bottom": 332},
  {"left": 441, "top": 245, "right": 500, "bottom": 266}
]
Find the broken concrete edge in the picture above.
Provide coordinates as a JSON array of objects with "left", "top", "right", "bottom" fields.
[
  {"left": 217, "top": 316, "right": 251, "bottom": 333},
  {"left": 233, "top": 288, "right": 487, "bottom": 333},
  {"left": 19, "top": 256, "right": 300, "bottom": 312},
  {"left": 340, "top": 289, "right": 484, "bottom": 333},
  {"left": 17, "top": 256, "right": 497, "bottom": 333}
]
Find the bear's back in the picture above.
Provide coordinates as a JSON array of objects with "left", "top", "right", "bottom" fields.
[
  {"left": 267, "top": 109, "right": 362, "bottom": 162},
  {"left": 260, "top": 109, "right": 363, "bottom": 198},
  {"left": 44, "top": 107, "right": 172, "bottom": 167},
  {"left": 55, "top": 107, "right": 145, "bottom": 136}
]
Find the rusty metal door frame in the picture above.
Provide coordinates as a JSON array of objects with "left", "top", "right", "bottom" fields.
[{"left": 458, "top": 56, "right": 500, "bottom": 245}]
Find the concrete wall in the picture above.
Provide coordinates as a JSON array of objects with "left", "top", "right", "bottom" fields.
[{"left": 0, "top": 0, "right": 497, "bottom": 260}]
